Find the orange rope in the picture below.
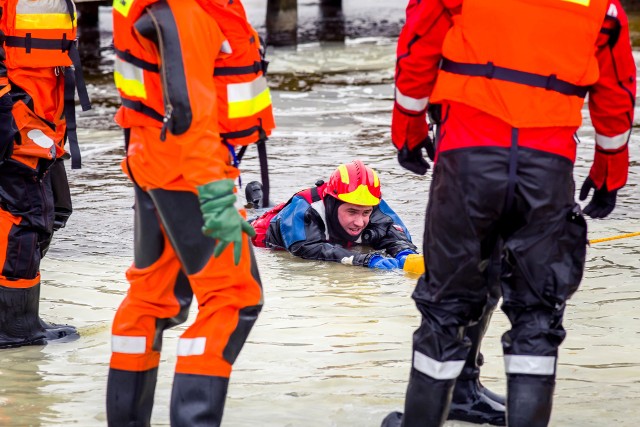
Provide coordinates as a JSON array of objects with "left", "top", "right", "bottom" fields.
[{"left": 589, "top": 231, "right": 640, "bottom": 245}]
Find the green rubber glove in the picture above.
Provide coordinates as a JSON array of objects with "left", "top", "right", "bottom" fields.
[{"left": 197, "top": 179, "right": 256, "bottom": 265}]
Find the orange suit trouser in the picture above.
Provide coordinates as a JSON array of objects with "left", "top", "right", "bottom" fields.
[{"left": 110, "top": 138, "right": 262, "bottom": 378}]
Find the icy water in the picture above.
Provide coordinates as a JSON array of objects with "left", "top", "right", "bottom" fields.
[{"left": 1, "top": 3, "right": 640, "bottom": 427}]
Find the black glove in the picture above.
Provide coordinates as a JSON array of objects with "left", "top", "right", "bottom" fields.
[
  {"left": 579, "top": 177, "right": 617, "bottom": 219},
  {"left": 0, "top": 93, "right": 17, "bottom": 162},
  {"left": 397, "top": 136, "right": 434, "bottom": 176}
]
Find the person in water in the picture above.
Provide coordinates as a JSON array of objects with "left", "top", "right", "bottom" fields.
[
  {"left": 250, "top": 160, "right": 419, "bottom": 270},
  {"left": 250, "top": 159, "right": 506, "bottom": 424}
]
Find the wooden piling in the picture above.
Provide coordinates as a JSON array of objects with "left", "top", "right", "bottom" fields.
[
  {"left": 77, "top": 2, "right": 101, "bottom": 68},
  {"left": 318, "top": 1, "right": 345, "bottom": 43},
  {"left": 266, "top": 0, "right": 298, "bottom": 46}
]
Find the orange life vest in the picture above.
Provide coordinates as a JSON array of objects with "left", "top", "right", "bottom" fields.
[
  {"left": 431, "top": 0, "right": 609, "bottom": 128},
  {"left": 197, "top": 0, "right": 275, "bottom": 146},
  {"left": 0, "top": 0, "right": 89, "bottom": 171},
  {"left": 112, "top": 0, "right": 166, "bottom": 129},
  {"left": 0, "top": 0, "right": 76, "bottom": 69}
]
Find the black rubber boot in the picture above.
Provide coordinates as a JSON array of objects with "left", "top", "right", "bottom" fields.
[
  {"left": 106, "top": 367, "right": 158, "bottom": 427},
  {"left": 0, "top": 284, "right": 47, "bottom": 349},
  {"left": 170, "top": 373, "right": 229, "bottom": 427},
  {"left": 507, "top": 374, "right": 555, "bottom": 427},
  {"left": 381, "top": 411, "right": 403, "bottom": 427},
  {"left": 39, "top": 318, "right": 80, "bottom": 342},
  {"left": 402, "top": 370, "right": 456, "bottom": 427},
  {"left": 448, "top": 305, "right": 506, "bottom": 425}
]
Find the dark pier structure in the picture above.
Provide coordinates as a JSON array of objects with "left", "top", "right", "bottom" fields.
[{"left": 75, "top": 0, "right": 640, "bottom": 52}]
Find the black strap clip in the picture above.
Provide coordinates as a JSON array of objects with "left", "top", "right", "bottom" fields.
[
  {"left": 545, "top": 74, "right": 558, "bottom": 91},
  {"left": 485, "top": 61, "right": 495, "bottom": 79}
]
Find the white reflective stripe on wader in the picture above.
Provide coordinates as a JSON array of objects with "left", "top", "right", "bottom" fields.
[
  {"left": 413, "top": 350, "right": 465, "bottom": 380},
  {"left": 177, "top": 337, "right": 206, "bottom": 356},
  {"left": 504, "top": 355, "right": 556, "bottom": 375},
  {"left": 395, "top": 88, "right": 429, "bottom": 112},
  {"left": 111, "top": 335, "right": 146, "bottom": 354},
  {"left": 595, "top": 129, "right": 630, "bottom": 150}
]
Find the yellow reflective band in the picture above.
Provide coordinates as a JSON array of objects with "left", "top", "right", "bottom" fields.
[
  {"left": 113, "top": 0, "right": 134, "bottom": 17},
  {"left": 338, "top": 164, "right": 349, "bottom": 184},
  {"left": 228, "top": 87, "right": 272, "bottom": 119},
  {"left": 338, "top": 184, "right": 380, "bottom": 206},
  {"left": 114, "top": 72, "right": 147, "bottom": 99},
  {"left": 15, "top": 13, "right": 75, "bottom": 30},
  {"left": 114, "top": 58, "right": 147, "bottom": 99},
  {"left": 561, "top": 0, "right": 589, "bottom": 6},
  {"left": 372, "top": 170, "right": 379, "bottom": 187}
]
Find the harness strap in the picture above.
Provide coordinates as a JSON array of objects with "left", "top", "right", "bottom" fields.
[
  {"left": 220, "top": 125, "right": 262, "bottom": 140},
  {"left": 256, "top": 138, "right": 270, "bottom": 207},
  {"left": 120, "top": 97, "right": 165, "bottom": 122},
  {"left": 214, "top": 61, "right": 263, "bottom": 76},
  {"left": 441, "top": 58, "right": 589, "bottom": 98},
  {"left": 114, "top": 47, "right": 160, "bottom": 72},
  {"left": 64, "top": 69, "right": 82, "bottom": 169},
  {"left": 309, "top": 185, "right": 321, "bottom": 203},
  {"left": 4, "top": 35, "right": 74, "bottom": 52},
  {"left": 68, "top": 42, "right": 92, "bottom": 111}
]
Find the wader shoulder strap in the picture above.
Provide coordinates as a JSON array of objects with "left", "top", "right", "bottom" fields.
[
  {"left": 309, "top": 185, "right": 321, "bottom": 203},
  {"left": 64, "top": 0, "right": 91, "bottom": 169},
  {"left": 256, "top": 138, "right": 270, "bottom": 207},
  {"left": 440, "top": 58, "right": 589, "bottom": 98},
  {"left": 64, "top": 69, "right": 82, "bottom": 169}
]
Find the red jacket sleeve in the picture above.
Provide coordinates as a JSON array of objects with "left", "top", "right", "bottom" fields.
[
  {"left": 391, "top": 0, "right": 457, "bottom": 151},
  {"left": 587, "top": 0, "right": 636, "bottom": 191}
]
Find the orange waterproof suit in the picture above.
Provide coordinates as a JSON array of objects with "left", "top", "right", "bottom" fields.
[
  {"left": 0, "top": 0, "right": 86, "bottom": 349},
  {"left": 107, "top": 1, "right": 263, "bottom": 426},
  {"left": 384, "top": 1, "right": 636, "bottom": 427}
]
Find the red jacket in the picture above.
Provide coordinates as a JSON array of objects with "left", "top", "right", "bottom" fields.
[{"left": 392, "top": 0, "right": 636, "bottom": 191}]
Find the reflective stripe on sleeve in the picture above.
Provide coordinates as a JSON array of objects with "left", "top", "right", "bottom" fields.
[
  {"left": 114, "top": 57, "right": 147, "bottom": 99},
  {"left": 395, "top": 88, "right": 429, "bottom": 112},
  {"left": 504, "top": 355, "right": 556, "bottom": 375},
  {"left": 227, "top": 76, "right": 272, "bottom": 119},
  {"left": 112, "top": 335, "right": 147, "bottom": 354},
  {"left": 15, "top": 13, "right": 75, "bottom": 30},
  {"left": 17, "top": 0, "right": 70, "bottom": 14},
  {"left": 595, "top": 130, "right": 630, "bottom": 150},
  {"left": 413, "top": 350, "right": 465, "bottom": 380},
  {"left": 177, "top": 337, "right": 207, "bottom": 356}
]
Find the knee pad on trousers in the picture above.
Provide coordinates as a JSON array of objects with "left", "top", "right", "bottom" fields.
[{"left": 222, "top": 304, "right": 262, "bottom": 365}]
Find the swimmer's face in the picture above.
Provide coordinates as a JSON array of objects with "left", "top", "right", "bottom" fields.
[{"left": 337, "top": 202, "right": 373, "bottom": 237}]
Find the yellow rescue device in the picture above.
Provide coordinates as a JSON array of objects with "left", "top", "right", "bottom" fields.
[{"left": 403, "top": 254, "right": 425, "bottom": 275}]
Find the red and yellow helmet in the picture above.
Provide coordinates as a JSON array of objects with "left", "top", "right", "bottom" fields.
[{"left": 326, "top": 160, "right": 381, "bottom": 206}]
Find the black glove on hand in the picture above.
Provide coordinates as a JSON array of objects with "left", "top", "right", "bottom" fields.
[
  {"left": 0, "top": 93, "right": 17, "bottom": 162},
  {"left": 397, "top": 136, "right": 434, "bottom": 176},
  {"left": 579, "top": 177, "right": 617, "bottom": 219}
]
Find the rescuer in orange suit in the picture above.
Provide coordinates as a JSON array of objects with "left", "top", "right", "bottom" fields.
[
  {"left": 382, "top": 0, "right": 636, "bottom": 426},
  {"left": 0, "top": 0, "right": 89, "bottom": 348},
  {"left": 106, "top": 0, "right": 266, "bottom": 426}
]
